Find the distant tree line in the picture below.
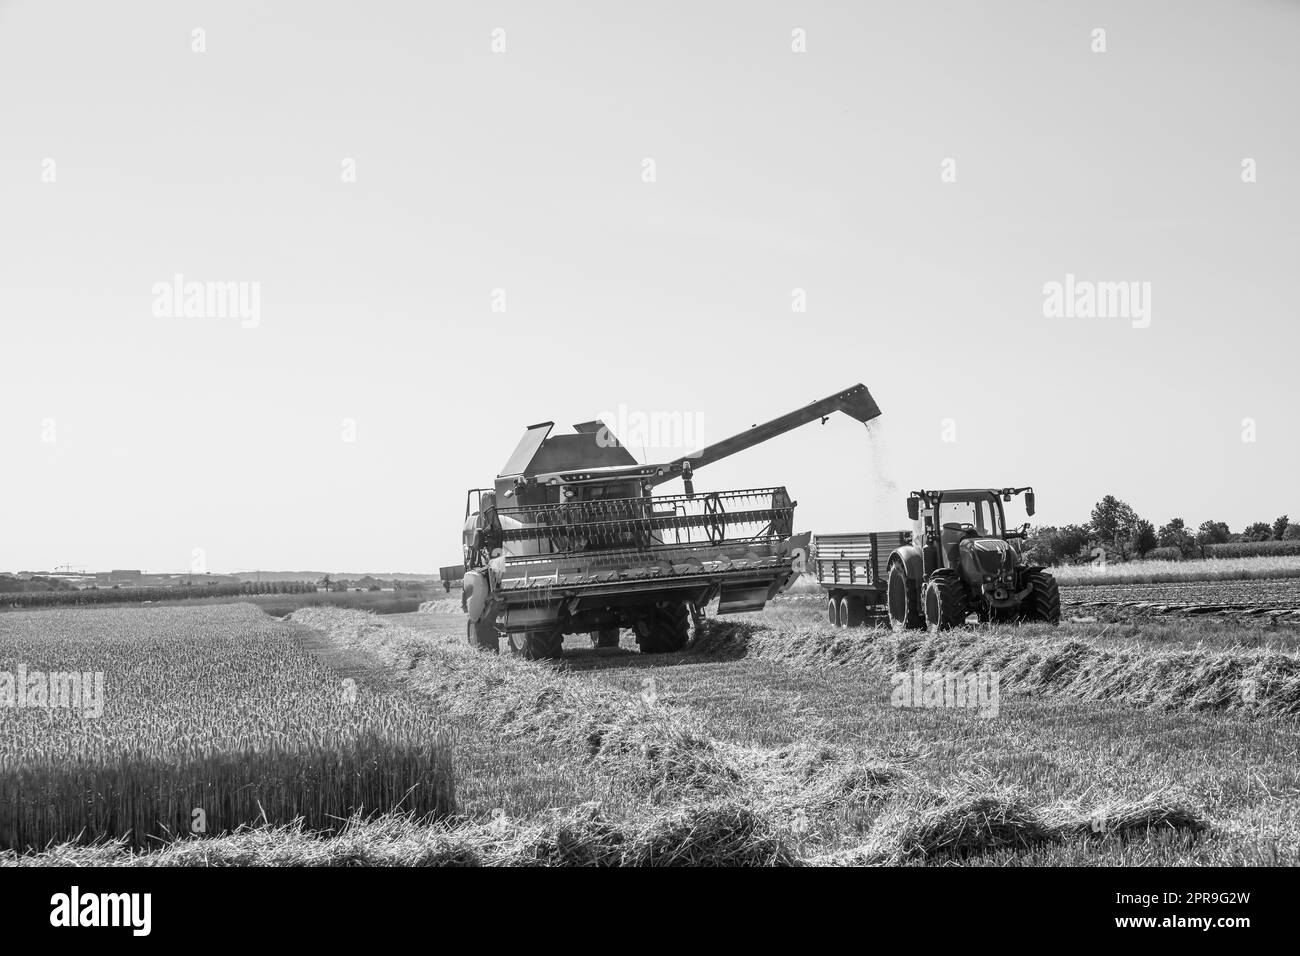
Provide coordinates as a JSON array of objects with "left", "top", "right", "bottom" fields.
[
  {"left": 1024, "top": 496, "right": 1299, "bottom": 566},
  {"left": 316, "top": 575, "right": 433, "bottom": 593},
  {"left": 0, "top": 574, "right": 78, "bottom": 594},
  {"left": 2, "top": 580, "right": 317, "bottom": 608}
]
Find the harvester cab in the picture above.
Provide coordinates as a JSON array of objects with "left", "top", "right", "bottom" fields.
[
  {"left": 888, "top": 486, "right": 1059, "bottom": 631},
  {"left": 461, "top": 384, "right": 882, "bottom": 659}
]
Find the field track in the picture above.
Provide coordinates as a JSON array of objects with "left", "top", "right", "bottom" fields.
[
  {"left": 1062, "top": 579, "right": 1300, "bottom": 621},
  {"left": 1062, "top": 578, "right": 1300, "bottom": 605},
  {"left": 1068, "top": 601, "right": 1300, "bottom": 622}
]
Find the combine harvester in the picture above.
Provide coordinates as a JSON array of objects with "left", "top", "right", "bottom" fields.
[
  {"left": 815, "top": 487, "right": 1060, "bottom": 630},
  {"left": 462, "top": 385, "right": 882, "bottom": 659}
]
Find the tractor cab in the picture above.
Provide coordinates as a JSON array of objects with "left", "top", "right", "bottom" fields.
[
  {"left": 935, "top": 491, "right": 1004, "bottom": 567},
  {"left": 887, "top": 486, "right": 1056, "bottom": 630},
  {"left": 906, "top": 487, "right": 1034, "bottom": 569}
]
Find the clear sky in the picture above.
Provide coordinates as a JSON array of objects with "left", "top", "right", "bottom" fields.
[{"left": 2, "top": 0, "right": 1296, "bottom": 573}]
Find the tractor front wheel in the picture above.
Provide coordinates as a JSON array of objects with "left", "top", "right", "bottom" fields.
[
  {"left": 923, "top": 575, "right": 967, "bottom": 632},
  {"left": 887, "top": 563, "right": 924, "bottom": 631},
  {"left": 828, "top": 597, "right": 841, "bottom": 627},
  {"left": 1024, "top": 571, "right": 1061, "bottom": 624}
]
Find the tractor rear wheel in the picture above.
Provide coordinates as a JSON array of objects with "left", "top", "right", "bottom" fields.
[
  {"left": 508, "top": 629, "right": 563, "bottom": 660},
  {"left": 840, "top": 595, "right": 867, "bottom": 627},
  {"left": 591, "top": 627, "right": 620, "bottom": 648},
  {"left": 1023, "top": 571, "right": 1061, "bottom": 624},
  {"left": 467, "top": 616, "right": 499, "bottom": 653},
  {"left": 923, "top": 575, "right": 967, "bottom": 632},
  {"left": 636, "top": 602, "right": 690, "bottom": 653},
  {"left": 887, "top": 563, "right": 924, "bottom": 631}
]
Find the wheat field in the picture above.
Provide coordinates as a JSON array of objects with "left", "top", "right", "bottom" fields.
[{"left": 0, "top": 604, "right": 454, "bottom": 850}]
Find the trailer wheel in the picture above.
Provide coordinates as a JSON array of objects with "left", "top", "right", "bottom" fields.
[
  {"left": 636, "top": 602, "right": 690, "bottom": 653},
  {"left": 887, "top": 562, "right": 924, "bottom": 631},
  {"left": 1023, "top": 571, "right": 1061, "bottom": 625},
  {"left": 508, "top": 629, "right": 563, "bottom": 660},
  {"left": 840, "top": 595, "right": 867, "bottom": 627},
  {"left": 827, "top": 597, "right": 841, "bottom": 627},
  {"left": 591, "top": 627, "right": 620, "bottom": 648},
  {"left": 467, "top": 616, "right": 499, "bottom": 653},
  {"left": 923, "top": 574, "right": 966, "bottom": 632}
]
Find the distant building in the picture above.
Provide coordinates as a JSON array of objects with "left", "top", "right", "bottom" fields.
[
  {"left": 179, "top": 574, "right": 237, "bottom": 586},
  {"left": 94, "top": 570, "right": 143, "bottom": 586}
]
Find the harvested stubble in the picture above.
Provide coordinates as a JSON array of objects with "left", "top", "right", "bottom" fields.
[
  {"left": 1043, "top": 792, "right": 1210, "bottom": 840},
  {"left": 0, "top": 801, "right": 795, "bottom": 867},
  {"left": 2, "top": 786, "right": 1209, "bottom": 868},
  {"left": 418, "top": 597, "right": 463, "bottom": 615},
  {"left": 287, "top": 610, "right": 1225, "bottom": 866},
  {"left": 815, "top": 785, "right": 1210, "bottom": 866},
  {"left": 690, "top": 618, "right": 1300, "bottom": 718},
  {"left": 0, "top": 606, "right": 454, "bottom": 850},
  {"left": 290, "top": 608, "right": 900, "bottom": 821}
]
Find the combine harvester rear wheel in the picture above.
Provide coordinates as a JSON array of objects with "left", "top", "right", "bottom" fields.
[
  {"left": 509, "top": 629, "right": 564, "bottom": 660},
  {"left": 633, "top": 601, "right": 691, "bottom": 654}
]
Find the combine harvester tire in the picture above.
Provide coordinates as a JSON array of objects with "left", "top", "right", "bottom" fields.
[
  {"left": 635, "top": 602, "right": 690, "bottom": 653},
  {"left": 509, "top": 629, "right": 564, "bottom": 660},
  {"left": 468, "top": 617, "right": 499, "bottom": 653}
]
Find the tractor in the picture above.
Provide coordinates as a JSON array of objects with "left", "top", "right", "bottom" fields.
[{"left": 882, "top": 487, "right": 1060, "bottom": 631}]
